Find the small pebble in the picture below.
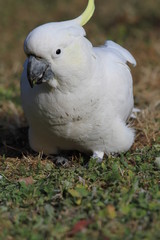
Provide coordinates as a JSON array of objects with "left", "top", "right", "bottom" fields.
[{"left": 155, "top": 157, "right": 160, "bottom": 169}]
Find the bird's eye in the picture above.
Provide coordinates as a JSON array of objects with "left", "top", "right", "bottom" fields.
[{"left": 56, "top": 49, "right": 61, "bottom": 55}]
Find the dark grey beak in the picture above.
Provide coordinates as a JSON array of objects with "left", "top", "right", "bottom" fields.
[{"left": 27, "top": 55, "right": 54, "bottom": 88}]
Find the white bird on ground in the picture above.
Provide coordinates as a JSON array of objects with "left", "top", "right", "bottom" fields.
[{"left": 21, "top": 0, "right": 136, "bottom": 162}]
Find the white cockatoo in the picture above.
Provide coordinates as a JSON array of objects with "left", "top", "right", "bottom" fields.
[{"left": 21, "top": 0, "right": 136, "bottom": 162}]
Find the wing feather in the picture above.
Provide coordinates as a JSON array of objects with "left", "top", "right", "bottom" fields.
[{"left": 104, "top": 40, "right": 136, "bottom": 66}]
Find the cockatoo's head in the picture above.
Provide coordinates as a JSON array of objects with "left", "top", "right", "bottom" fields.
[{"left": 24, "top": 0, "right": 96, "bottom": 89}]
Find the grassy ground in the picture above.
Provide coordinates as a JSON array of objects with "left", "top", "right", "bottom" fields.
[{"left": 0, "top": 0, "right": 160, "bottom": 239}]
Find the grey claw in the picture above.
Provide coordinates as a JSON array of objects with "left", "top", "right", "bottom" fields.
[
  {"left": 92, "top": 151, "right": 104, "bottom": 163},
  {"left": 54, "top": 156, "right": 70, "bottom": 167}
]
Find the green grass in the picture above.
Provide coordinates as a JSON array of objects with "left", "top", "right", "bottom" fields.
[
  {"left": 0, "top": 87, "right": 20, "bottom": 105},
  {"left": 0, "top": 0, "right": 160, "bottom": 239},
  {"left": 0, "top": 145, "right": 160, "bottom": 240}
]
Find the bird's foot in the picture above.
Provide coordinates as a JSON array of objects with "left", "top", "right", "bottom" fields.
[
  {"left": 92, "top": 151, "right": 104, "bottom": 163},
  {"left": 130, "top": 108, "right": 141, "bottom": 119},
  {"left": 54, "top": 156, "right": 70, "bottom": 167}
]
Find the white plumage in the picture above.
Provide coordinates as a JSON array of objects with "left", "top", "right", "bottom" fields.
[{"left": 21, "top": 0, "right": 136, "bottom": 161}]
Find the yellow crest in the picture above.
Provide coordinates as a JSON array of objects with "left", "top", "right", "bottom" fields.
[{"left": 76, "top": 0, "right": 95, "bottom": 26}]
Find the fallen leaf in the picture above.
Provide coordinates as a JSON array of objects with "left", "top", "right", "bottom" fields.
[
  {"left": 68, "top": 219, "right": 92, "bottom": 237},
  {"left": 75, "top": 198, "right": 82, "bottom": 205},
  {"left": 68, "top": 189, "right": 81, "bottom": 198},
  {"left": 18, "top": 176, "right": 34, "bottom": 186},
  {"left": 106, "top": 205, "right": 117, "bottom": 219}
]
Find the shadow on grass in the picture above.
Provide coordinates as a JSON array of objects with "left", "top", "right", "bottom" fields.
[{"left": 0, "top": 126, "right": 32, "bottom": 158}]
